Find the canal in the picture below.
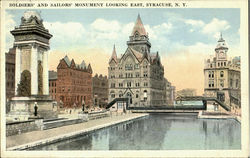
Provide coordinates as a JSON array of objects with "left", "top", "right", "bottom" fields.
[{"left": 30, "top": 113, "right": 241, "bottom": 150}]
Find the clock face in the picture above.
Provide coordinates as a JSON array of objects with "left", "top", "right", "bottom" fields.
[{"left": 219, "top": 51, "right": 224, "bottom": 58}]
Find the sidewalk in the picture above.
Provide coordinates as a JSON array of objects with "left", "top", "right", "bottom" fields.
[{"left": 7, "top": 113, "right": 147, "bottom": 149}]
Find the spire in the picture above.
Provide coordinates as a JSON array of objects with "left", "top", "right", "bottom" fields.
[
  {"left": 110, "top": 44, "right": 118, "bottom": 63},
  {"left": 218, "top": 32, "right": 225, "bottom": 42},
  {"left": 87, "top": 63, "right": 92, "bottom": 74},
  {"left": 131, "top": 14, "right": 147, "bottom": 36}
]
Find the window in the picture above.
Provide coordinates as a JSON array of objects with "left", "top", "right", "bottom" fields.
[
  {"left": 111, "top": 94, "right": 115, "bottom": 98},
  {"left": 144, "top": 90, "right": 147, "bottom": 101},
  {"left": 127, "top": 82, "right": 132, "bottom": 87},
  {"left": 111, "top": 83, "right": 115, "bottom": 88},
  {"left": 134, "top": 64, "right": 139, "bottom": 69},
  {"left": 220, "top": 71, "right": 224, "bottom": 78},
  {"left": 212, "top": 71, "right": 214, "bottom": 78},
  {"left": 218, "top": 63, "right": 220, "bottom": 67},
  {"left": 236, "top": 79, "right": 239, "bottom": 88},
  {"left": 208, "top": 72, "right": 211, "bottom": 78},
  {"left": 211, "top": 81, "right": 214, "bottom": 87},
  {"left": 135, "top": 83, "right": 140, "bottom": 87},
  {"left": 125, "top": 64, "right": 133, "bottom": 70},
  {"left": 144, "top": 82, "right": 148, "bottom": 87},
  {"left": 119, "top": 83, "right": 123, "bottom": 87},
  {"left": 220, "top": 80, "right": 224, "bottom": 88},
  {"left": 136, "top": 94, "right": 139, "bottom": 98},
  {"left": 136, "top": 73, "right": 140, "bottom": 77}
]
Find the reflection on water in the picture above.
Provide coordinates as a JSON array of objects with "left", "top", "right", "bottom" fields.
[{"left": 31, "top": 114, "right": 241, "bottom": 150}]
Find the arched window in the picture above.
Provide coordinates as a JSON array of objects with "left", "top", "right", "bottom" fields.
[
  {"left": 143, "top": 90, "right": 147, "bottom": 101},
  {"left": 220, "top": 71, "right": 224, "bottom": 78}
]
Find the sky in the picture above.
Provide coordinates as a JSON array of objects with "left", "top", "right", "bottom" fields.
[{"left": 5, "top": 9, "right": 240, "bottom": 95}]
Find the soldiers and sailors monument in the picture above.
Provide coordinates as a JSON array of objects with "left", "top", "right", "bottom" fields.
[{"left": 8, "top": 11, "right": 56, "bottom": 120}]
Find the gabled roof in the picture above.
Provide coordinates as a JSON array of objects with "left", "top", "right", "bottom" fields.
[
  {"left": 131, "top": 14, "right": 147, "bottom": 36},
  {"left": 63, "top": 55, "right": 71, "bottom": 67}
]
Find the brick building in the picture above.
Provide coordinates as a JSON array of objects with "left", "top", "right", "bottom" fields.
[
  {"left": 92, "top": 74, "right": 108, "bottom": 108},
  {"left": 5, "top": 47, "right": 16, "bottom": 101},
  {"left": 49, "top": 56, "right": 93, "bottom": 108}
]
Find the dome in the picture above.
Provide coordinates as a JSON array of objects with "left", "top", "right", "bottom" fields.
[{"left": 23, "top": 11, "right": 42, "bottom": 21}]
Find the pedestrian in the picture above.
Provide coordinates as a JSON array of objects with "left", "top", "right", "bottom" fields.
[
  {"left": 82, "top": 100, "right": 85, "bottom": 112},
  {"left": 34, "top": 102, "right": 38, "bottom": 116}
]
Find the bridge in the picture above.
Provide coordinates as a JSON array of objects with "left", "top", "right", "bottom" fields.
[
  {"left": 106, "top": 96, "right": 231, "bottom": 112},
  {"left": 175, "top": 96, "right": 231, "bottom": 111}
]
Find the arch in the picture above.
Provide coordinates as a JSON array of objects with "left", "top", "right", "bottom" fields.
[{"left": 127, "top": 92, "right": 132, "bottom": 104}]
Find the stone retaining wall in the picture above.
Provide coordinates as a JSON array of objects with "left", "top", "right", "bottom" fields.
[{"left": 6, "top": 120, "right": 39, "bottom": 136}]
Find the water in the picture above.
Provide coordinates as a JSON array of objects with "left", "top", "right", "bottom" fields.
[{"left": 30, "top": 114, "right": 241, "bottom": 150}]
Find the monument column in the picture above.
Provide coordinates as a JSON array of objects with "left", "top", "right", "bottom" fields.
[
  {"left": 30, "top": 45, "right": 38, "bottom": 95},
  {"left": 15, "top": 47, "right": 21, "bottom": 95},
  {"left": 43, "top": 50, "right": 49, "bottom": 95}
]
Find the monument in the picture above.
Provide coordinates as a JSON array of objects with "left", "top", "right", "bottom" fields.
[{"left": 8, "top": 11, "right": 56, "bottom": 121}]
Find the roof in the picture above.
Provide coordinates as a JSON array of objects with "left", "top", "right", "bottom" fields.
[
  {"left": 63, "top": 55, "right": 71, "bottom": 67},
  {"left": 129, "top": 47, "right": 143, "bottom": 60},
  {"left": 49, "top": 71, "right": 57, "bottom": 80},
  {"left": 109, "top": 45, "right": 118, "bottom": 63},
  {"left": 131, "top": 14, "right": 147, "bottom": 36}
]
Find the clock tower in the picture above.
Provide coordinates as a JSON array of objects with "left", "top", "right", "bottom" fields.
[{"left": 215, "top": 33, "right": 228, "bottom": 60}]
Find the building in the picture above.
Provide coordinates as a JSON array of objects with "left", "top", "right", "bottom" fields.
[
  {"left": 92, "top": 74, "right": 108, "bottom": 108},
  {"left": 49, "top": 56, "right": 93, "bottom": 108},
  {"left": 5, "top": 48, "right": 16, "bottom": 101},
  {"left": 108, "top": 15, "right": 167, "bottom": 107},
  {"left": 49, "top": 70, "right": 57, "bottom": 100},
  {"left": 204, "top": 33, "right": 241, "bottom": 108},
  {"left": 165, "top": 79, "right": 175, "bottom": 105},
  {"left": 176, "top": 88, "right": 197, "bottom": 97}
]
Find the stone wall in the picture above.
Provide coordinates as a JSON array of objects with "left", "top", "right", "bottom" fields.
[{"left": 6, "top": 120, "right": 40, "bottom": 136}]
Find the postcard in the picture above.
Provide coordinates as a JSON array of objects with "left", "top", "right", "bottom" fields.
[{"left": 0, "top": 0, "right": 249, "bottom": 157}]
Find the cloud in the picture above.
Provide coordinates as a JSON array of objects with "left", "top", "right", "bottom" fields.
[
  {"left": 185, "top": 19, "right": 205, "bottom": 27},
  {"left": 5, "top": 11, "right": 17, "bottom": 52},
  {"left": 201, "top": 18, "right": 230, "bottom": 38},
  {"left": 91, "top": 18, "right": 121, "bottom": 32},
  {"left": 43, "top": 21, "right": 85, "bottom": 48}
]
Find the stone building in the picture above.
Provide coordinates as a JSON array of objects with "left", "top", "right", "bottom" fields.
[
  {"left": 92, "top": 74, "right": 108, "bottom": 108},
  {"left": 165, "top": 79, "right": 175, "bottom": 105},
  {"left": 204, "top": 34, "right": 241, "bottom": 108},
  {"left": 5, "top": 48, "right": 16, "bottom": 101},
  {"left": 108, "top": 15, "right": 167, "bottom": 107},
  {"left": 49, "top": 70, "right": 57, "bottom": 100},
  {"left": 50, "top": 56, "right": 93, "bottom": 108}
]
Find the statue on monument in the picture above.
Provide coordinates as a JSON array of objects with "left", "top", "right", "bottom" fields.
[{"left": 17, "top": 70, "right": 31, "bottom": 96}]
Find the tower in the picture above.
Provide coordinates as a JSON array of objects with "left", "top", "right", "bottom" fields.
[
  {"left": 215, "top": 33, "right": 228, "bottom": 61},
  {"left": 127, "top": 14, "right": 151, "bottom": 53},
  {"left": 11, "top": 11, "right": 52, "bottom": 96}
]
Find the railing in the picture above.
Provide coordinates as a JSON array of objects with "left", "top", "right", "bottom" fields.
[{"left": 106, "top": 98, "right": 128, "bottom": 109}]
